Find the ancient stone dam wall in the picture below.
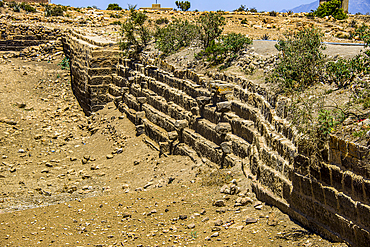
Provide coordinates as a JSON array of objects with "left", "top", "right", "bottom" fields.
[
  {"left": 0, "top": 22, "right": 62, "bottom": 51},
  {"left": 62, "top": 32, "right": 370, "bottom": 247}
]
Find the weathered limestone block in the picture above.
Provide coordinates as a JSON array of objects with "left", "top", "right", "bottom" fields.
[{"left": 215, "top": 122, "right": 232, "bottom": 135}]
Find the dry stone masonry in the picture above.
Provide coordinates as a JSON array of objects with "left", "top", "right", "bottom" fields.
[
  {"left": 3, "top": 22, "right": 369, "bottom": 246},
  {"left": 0, "top": 22, "right": 61, "bottom": 51}
]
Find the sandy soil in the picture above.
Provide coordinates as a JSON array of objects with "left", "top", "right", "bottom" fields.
[{"left": 0, "top": 54, "right": 348, "bottom": 246}]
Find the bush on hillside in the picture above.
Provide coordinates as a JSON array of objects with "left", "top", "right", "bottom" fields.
[
  {"left": 314, "top": 0, "right": 348, "bottom": 20},
  {"left": 45, "top": 5, "right": 64, "bottom": 16},
  {"left": 19, "top": 2, "right": 36, "bottom": 13},
  {"left": 175, "top": 1, "right": 190, "bottom": 11},
  {"left": 198, "top": 12, "right": 225, "bottom": 49},
  {"left": 107, "top": 3, "right": 122, "bottom": 10},
  {"left": 269, "top": 27, "right": 326, "bottom": 91},
  {"left": 154, "top": 18, "right": 198, "bottom": 55},
  {"left": 120, "top": 8, "right": 150, "bottom": 59},
  {"left": 196, "top": 33, "right": 252, "bottom": 66}
]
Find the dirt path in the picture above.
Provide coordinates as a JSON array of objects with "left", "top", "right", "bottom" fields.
[{"left": 252, "top": 40, "right": 365, "bottom": 58}]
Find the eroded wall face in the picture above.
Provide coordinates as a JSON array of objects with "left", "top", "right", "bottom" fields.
[
  {"left": 64, "top": 31, "right": 369, "bottom": 247},
  {"left": 0, "top": 23, "right": 61, "bottom": 51}
]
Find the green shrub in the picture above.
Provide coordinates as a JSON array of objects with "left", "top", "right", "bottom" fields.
[
  {"left": 249, "top": 7, "right": 257, "bottom": 13},
  {"left": 241, "top": 18, "right": 248, "bottom": 25},
  {"left": 314, "top": 0, "right": 348, "bottom": 20},
  {"left": 107, "top": 3, "right": 122, "bottom": 10},
  {"left": 120, "top": 8, "right": 150, "bottom": 59},
  {"left": 155, "top": 17, "right": 169, "bottom": 25},
  {"left": 19, "top": 2, "right": 36, "bottom": 13},
  {"left": 326, "top": 55, "right": 369, "bottom": 88},
  {"left": 154, "top": 18, "right": 198, "bottom": 55},
  {"left": 270, "top": 27, "right": 326, "bottom": 91},
  {"left": 58, "top": 57, "right": 70, "bottom": 70},
  {"left": 356, "top": 23, "right": 370, "bottom": 49},
  {"left": 269, "top": 11, "right": 278, "bottom": 17},
  {"left": 197, "top": 12, "right": 225, "bottom": 49},
  {"left": 261, "top": 34, "right": 269, "bottom": 40},
  {"left": 110, "top": 20, "right": 122, "bottom": 25},
  {"left": 197, "top": 33, "right": 252, "bottom": 66},
  {"left": 318, "top": 109, "right": 341, "bottom": 135},
  {"left": 45, "top": 5, "right": 64, "bottom": 17},
  {"left": 175, "top": 1, "right": 190, "bottom": 11},
  {"left": 9, "top": 1, "right": 20, "bottom": 12},
  {"left": 234, "top": 5, "right": 248, "bottom": 12}
]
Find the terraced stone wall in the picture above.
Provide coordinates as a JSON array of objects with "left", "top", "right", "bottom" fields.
[
  {"left": 62, "top": 31, "right": 121, "bottom": 115},
  {"left": 0, "top": 22, "right": 61, "bottom": 51},
  {"left": 64, "top": 34, "right": 370, "bottom": 247}
]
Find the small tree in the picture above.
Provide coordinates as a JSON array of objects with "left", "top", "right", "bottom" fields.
[
  {"left": 198, "top": 12, "right": 225, "bottom": 49},
  {"left": 120, "top": 8, "right": 150, "bottom": 59},
  {"left": 107, "top": 3, "right": 122, "bottom": 10},
  {"left": 270, "top": 27, "right": 326, "bottom": 91},
  {"left": 155, "top": 18, "right": 198, "bottom": 55},
  {"left": 314, "top": 0, "right": 347, "bottom": 20},
  {"left": 175, "top": 1, "right": 190, "bottom": 11}
]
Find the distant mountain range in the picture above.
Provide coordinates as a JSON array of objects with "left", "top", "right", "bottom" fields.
[{"left": 282, "top": 0, "right": 370, "bottom": 14}]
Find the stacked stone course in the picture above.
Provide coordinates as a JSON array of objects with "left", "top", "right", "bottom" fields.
[
  {"left": 1, "top": 25, "right": 364, "bottom": 247},
  {"left": 0, "top": 22, "right": 61, "bottom": 51}
]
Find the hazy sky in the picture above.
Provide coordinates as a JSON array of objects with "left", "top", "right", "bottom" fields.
[{"left": 51, "top": 0, "right": 317, "bottom": 12}]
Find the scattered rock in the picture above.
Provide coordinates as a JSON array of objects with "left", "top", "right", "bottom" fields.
[
  {"left": 213, "top": 199, "right": 226, "bottom": 207},
  {"left": 187, "top": 223, "right": 195, "bottom": 229},
  {"left": 179, "top": 215, "right": 188, "bottom": 220},
  {"left": 214, "top": 219, "right": 223, "bottom": 226},
  {"left": 245, "top": 217, "right": 258, "bottom": 224}
]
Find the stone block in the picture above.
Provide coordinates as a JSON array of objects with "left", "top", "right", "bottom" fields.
[
  {"left": 309, "top": 164, "right": 321, "bottom": 181},
  {"left": 220, "top": 142, "right": 232, "bottom": 154},
  {"left": 338, "top": 192, "right": 357, "bottom": 219},
  {"left": 215, "top": 122, "right": 232, "bottom": 135},
  {"left": 159, "top": 142, "right": 170, "bottom": 154},
  {"left": 168, "top": 131, "right": 178, "bottom": 141},
  {"left": 329, "top": 148, "right": 341, "bottom": 166},
  {"left": 329, "top": 135, "right": 339, "bottom": 149},
  {"left": 312, "top": 179, "right": 325, "bottom": 203},
  {"left": 291, "top": 173, "right": 302, "bottom": 194},
  {"left": 175, "top": 119, "right": 188, "bottom": 130},
  {"left": 357, "top": 202, "right": 370, "bottom": 229},
  {"left": 342, "top": 171, "right": 353, "bottom": 195},
  {"left": 196, "top": 96, "right": 211, "bottom": 106},
  {"left": 336, "top": 214, "right": 355, "bottom": 244},
  {"left": 331, "top": 165, "right": 343, "bottom": 190},
  {"left": 301, "top": 175, "right": 312, "bottom": 197},
  {"left": 348, "top": 141, "right": 360, "bottom": 159},
  {"left": 89, "top": 75, "right": 112, "bottom": 86},
  {"left": 137, "top": 97, "right": 147, "bottom": 104},
  {"left": 342, "top": 155, "right": 357, "bottom": 171},
  {"left": 216, "top": 101, "right": 231, "bottom": 113},
  {"left": 352, "top": 175, "right": 365, "bottom": 202},
  {"left": 354, "top": 226, "right": 370, "bottom": 247},
  {"left": 314, "top": 204, "right": 342, "bottom": 235},
  {"left": 283, "top": 182, "right": 292, "bottom": 201},
  {"left": 324, "top": 186, "right": 338, "bottom": 210},
  {"left": 338, "top": 138, "right": 347, "bottom": 154},
  {"left": 359, "top": 145, "right": 369, "bottom": 160}
]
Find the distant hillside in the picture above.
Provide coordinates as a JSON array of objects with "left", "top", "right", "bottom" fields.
[
  {"left": 350, "top": 0, "right": 370, "bottom": 14},
  {"left": 290, "top": 1, "right": 318, "bottom": 13},
  {"left": 286, "top": 0, "right": 370, "bottom": 14}
]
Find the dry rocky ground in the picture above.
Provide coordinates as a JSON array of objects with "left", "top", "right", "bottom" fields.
[
  {"left": 1, "top": 3, "right": 369, "bottom": 246},
  {"left": 0, "top": 53, "right": 348, "bottom": 246}
]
